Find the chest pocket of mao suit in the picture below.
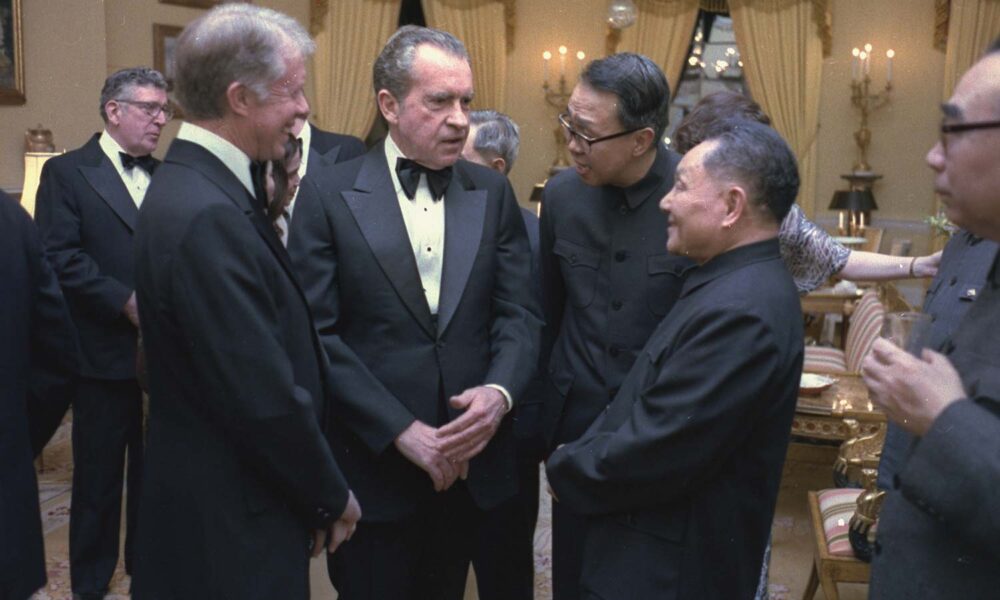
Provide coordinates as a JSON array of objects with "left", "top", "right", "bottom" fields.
[
  {"left": 554, "top": 238, "right": 601, "bottom": 308},
  {"left": 647, "top": 254, "right": 690, "bottom": 317}
]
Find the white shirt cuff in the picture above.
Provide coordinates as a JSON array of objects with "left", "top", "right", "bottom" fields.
[{"left": 484, "top": 384, "right": 513, "bottom": 413}]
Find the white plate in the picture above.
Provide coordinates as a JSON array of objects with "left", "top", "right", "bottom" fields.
[{"left": 800, "top": 373, "right": 837, "bottom": 396}]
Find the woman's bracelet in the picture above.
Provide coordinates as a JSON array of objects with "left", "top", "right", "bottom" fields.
[{"left": 908, "top": 256, "right": 918, "bottom": 277}]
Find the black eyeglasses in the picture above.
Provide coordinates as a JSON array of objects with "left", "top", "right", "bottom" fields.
[
  {"left": 940, "top": 119, "right": 1000, "bottom": 152},
  {"left": 117, "top": 99, "right": 174, "bottom": 121},
  {"left": 558, "top": 112, "right": 645, "bottom": 153}
]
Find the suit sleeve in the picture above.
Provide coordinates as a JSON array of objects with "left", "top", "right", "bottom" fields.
[
  {"left": 897, "top": 398, "right": 1000, "bottom": 559},
  {"left": 482, "top": 178, "right": 543, "bottom": 402},
  {"left": 34, "top": 161, "right": 132, "bottom": 322},
  {"left": 546, "top": 306, "right": 784, "bottom": 516},
  {"left": 172, "top": 204, "right": 350, "bottom": 525},
  {"left": 538, "top": 185, "right": 565, "bottom": 367},
  {"left": 289, "top": 177, "right": 417, "bottom": 454}
]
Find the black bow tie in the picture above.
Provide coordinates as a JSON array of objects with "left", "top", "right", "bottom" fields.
[
  {"left": 249, "top": 161, "right": 270, "bottom": 212},
  {"left": 119, "top": 152, "right": 157, "bottom": 174},
  {"left": 395, "top": 157, "right": 452, "bottom": 201}
]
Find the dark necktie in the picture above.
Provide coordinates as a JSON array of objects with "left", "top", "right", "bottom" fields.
[
  {"left": 249, "top": 161, "right": 270, "bottom": 213},
  {"left": 119, "top": 152, "right": 157, "bottom": 174},
  {"left": 395, "top": 157, "right": 452, "bottom": 201}
]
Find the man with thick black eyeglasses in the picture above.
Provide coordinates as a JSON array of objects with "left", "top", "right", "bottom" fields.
[
  {"left": 538, "top": 52, "right": 691, "bottom": 600},
  {"left": 34, "top": 66, "right": 168, "bottom": 600},
  {"left": 861, "top": 36, "right": 1000, "bottom": 598}
]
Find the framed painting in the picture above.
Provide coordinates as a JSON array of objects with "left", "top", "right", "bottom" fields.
[
  {"left": 0, "top": 0, "right": 24, "bottom": 105},
  {"left": 153, "top": 23, "right": 183, "bottom": 82}
]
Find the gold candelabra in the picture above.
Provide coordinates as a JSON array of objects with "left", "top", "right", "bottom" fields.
[
  {"left": 541, "top": 46, "right": 585, "bottom": 174},
  {"left": 849, "top": 44, "right": 894, "bottom": 173}
]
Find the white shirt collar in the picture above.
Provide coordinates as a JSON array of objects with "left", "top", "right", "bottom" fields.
[
  {"left": 383, "top": 133, "right": 409, "bottom": 199},
  {"left": 175, "top": 121, "right": 255, "bottom": 197},
  {"left": 298, "top": 121, "right": 312, "bottom": 179},
  {"left": 99, "top": 129, "right": 131, "bottom": 171}
]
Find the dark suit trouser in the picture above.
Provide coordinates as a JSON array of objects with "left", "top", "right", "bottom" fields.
[
  {"left": 472, "top": 450, "right": 539, "bottom": 600},
  {"left": 552, "top": 501, "right": 588, "bottom": 600},
  {"left": 329, "top": 482, "right": 490, "bottom": 600},
  {"left": 69, "top": 378, "right": 143, "bottom": 594}
]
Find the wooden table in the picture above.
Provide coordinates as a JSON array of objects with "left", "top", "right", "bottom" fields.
[
  {"left": 800, "top": 288, "right": 864, "bottom": 349},
  {"left": 793, "top": 373, "right": 885, "bottom": 441}
]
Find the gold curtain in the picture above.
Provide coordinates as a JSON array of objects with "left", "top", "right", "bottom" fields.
[
  {"left": 728, "top": 0, "right": 825, "bottom": 216},
  {"left": 422, "top": 0, "right": 510, "bottom": 111},
  {"left": 311, "top": 0, "right": 402, "bottom": 138},
  {"left": 941, "top": 0, "right": 1000, "bottom": 98},
  {"left": 616, "top": 0, "right": 700, "bottom": 94}
]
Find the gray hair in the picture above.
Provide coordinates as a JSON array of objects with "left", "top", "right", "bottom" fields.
[
  {"left": 99, "top": 67, "right": 167, "bottom": 122},
  {"left": 373, "top": 25, "right": 468, "bottom": 102},
  {"left": 700, "top": 119, "right": 800, "bottom": 223},
  {"left": 469, "top": 110, "right": 519, "bottom": 174},
  {"left": 173, "top": 4, "right": 314, "bottom": 120},
  {"left": 581, "top": 53, "right": 671, "bottom": 141}
]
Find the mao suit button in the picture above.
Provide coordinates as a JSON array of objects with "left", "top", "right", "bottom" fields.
[{"left": 611, "top": 300, "right": 623, "bottom": 311}]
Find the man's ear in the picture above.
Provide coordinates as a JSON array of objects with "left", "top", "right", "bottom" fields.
[
  {"left": 631, "top": 127, "right": 656, "bottom": 156},
  {"left": 490, "top": 156, "right": 507, "bottom": 174},
  {"left": 226, "top": 81, "right": 253, "bottom": 117},
  {"left": 721, "top": 185, "right": 748, "bottom": 229},
  {"left": 105, "top": 101, "right": 123, "bottom": 127},
  {"left": 377, "top": 89, "right": 400, "bottom": 127}
]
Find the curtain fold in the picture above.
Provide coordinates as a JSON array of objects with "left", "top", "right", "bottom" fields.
[
  {"left": 312, "top": 0, "right": 402, "bottom": 138},
  {"left": 422, "top": 0, "right": 509, "bottom": 111},
  {"left": 729, "top": 0, "right": 824, "bottom": 217},
  {"left": 941, "top": 0, "right": 1000, "bottom": 98},
  {"left": 616, "top": 0, "right": 700, "bottom": 95}
]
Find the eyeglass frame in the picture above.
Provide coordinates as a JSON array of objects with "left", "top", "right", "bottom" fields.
[
  {"left": 939, "top": 118, "right": 1000, "bottom": 152},
  {"left": 115, "top": 98, "right": 174, "bottom": 121},
  {"left": 557, "top": 112, "right": 647, "bottom": 152}
]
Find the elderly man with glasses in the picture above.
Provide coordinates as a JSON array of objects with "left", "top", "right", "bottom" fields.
[
  {"left": 537, "top": 52, "right": 691, "bottom": 600},
  {"left": 861, "top": 37, "right": 1000, "bottom": 598},
  {"left": 34, "top": 66, "right": 169, "bottom": 600}
]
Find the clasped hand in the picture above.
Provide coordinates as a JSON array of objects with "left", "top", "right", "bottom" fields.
[
  {"left": 394, "top": 386, "right": 506, "bottom": 491},
  {"left": 311, "top": 490, "right": 362, "bottom": 557}
]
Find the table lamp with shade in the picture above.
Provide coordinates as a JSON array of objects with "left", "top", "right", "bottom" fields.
[{"left": 829, "top": 189, "right": 877, "bottom": 237}]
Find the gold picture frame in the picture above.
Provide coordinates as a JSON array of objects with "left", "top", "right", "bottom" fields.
[{"left": 0, "top": 0, "right": 25, "bottom": 105}]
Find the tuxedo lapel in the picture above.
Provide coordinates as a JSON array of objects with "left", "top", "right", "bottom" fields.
[
  {"left": 437, "top": 169, "right": 485, "bottom": 337},
  {"left": 79, "top": 148, "right": 138, "bottom": 232},
  {"left": 341, "top": 150, "right": 436, "bottom": 338},
  {"left": 165, "top": 140, "right": 305, "bottom": 302}
]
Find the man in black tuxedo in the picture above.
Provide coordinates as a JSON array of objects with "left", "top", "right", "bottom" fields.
[
  {"left": 538, "top": 53, "right": 691, "bottom": 599},
  {"left": 288, "top": 26, "right": 541, "bottom": 600},
  {"left": 547, "top": 120, "right": 804, "bottom": 599},
  {"left": 0, "top": 191, "right": 78, "bottom": 600},
  {"left": 461, "top": 109, "right": 540, "bottom": 600},
  {"left": 131, "top": 5, "right": 358, "bottom": 598},
  {"left": 277, "top": 117, "right": 365, "bottom": 246},
  {"left": 34, "top": 66, "right": 168, "bottom": 599}
]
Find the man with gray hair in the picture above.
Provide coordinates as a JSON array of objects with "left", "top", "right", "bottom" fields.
[
  {"left": 132, "top": 6, "right": 357, "bottom": 598},
  {"left": 289, "top": 25, "right": 540, "bottom": 599},
  {"left": 34, "top": 66, "right": 168, "bottom": 600},
  {"left": 463, "top": 109, "right": 520, "bottom": 175},
  {"left": 547, "top": 119, "right": 804, "bottom": 599},
  {"left": 537, "top": 52, "right": 690, "bottom": 599}
]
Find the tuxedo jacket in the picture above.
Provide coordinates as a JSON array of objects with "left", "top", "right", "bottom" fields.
[
  {"left": 547, "top": 240, "right": 804, "bottom": 600},
  {"left": 309, "top": 125, "right": 366, "bottom": 161},
  {"left": 131, "top": 140, "right": 350, "bottom": 599},
  {"left": 288, "top": 143, "right": 542, "bottom": 521},
  {"left": 34, "top": 133, "right": 146, "bottom": 380},
  {"left": 870, "top": 248, "right": 1000, "bottom": 599},
  {"left": 0, "top": 192, "right": 78, "bottom": 600}
]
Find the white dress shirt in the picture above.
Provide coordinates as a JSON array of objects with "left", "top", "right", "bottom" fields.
[
  {"left": 175, "top": 122, "right": 255, "bottom": 197},
  {"left": 99, "top": 130, "right": 152, "bottom": 208}
]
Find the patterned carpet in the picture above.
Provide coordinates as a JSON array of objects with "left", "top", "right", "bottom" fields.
[{"left": 31, "top": 417, "right": 862, "bottom": 600}]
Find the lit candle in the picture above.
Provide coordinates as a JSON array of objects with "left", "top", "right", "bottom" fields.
[
  {"left": 886, "top": 49, "right": 895, "bottom": 83},
  {"left": 559, "top": 45, "right": 568, "bottom": 78},
  {"left": 860, "top": 211, "right": 866, "bottom": 230},
  {"left": 543, "top": 50, "right": 551, "bottom": 84},
  {"left": 577, "top": 50, "right": 585, "bottom": 78},
  {"left": 864, "top": 43, "right": 872, "bottom": 75},
  {"left": 851, "top": 47, "right": 860, "bottom": 81},
  {"left": 860, "top": 51, "right": 870, "bottom": 76},
  {"left": 839, "top": 211, "right": 845, "bottom": 232}
]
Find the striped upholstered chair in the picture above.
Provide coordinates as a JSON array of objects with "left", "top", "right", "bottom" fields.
[{"left": 803, "top": 290, "right": 885, "bottom": 374}]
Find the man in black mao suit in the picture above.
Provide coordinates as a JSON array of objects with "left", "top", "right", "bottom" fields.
[
  {"left": 538, "top": 53, "right": 691, "bottom": 599},
  {"left": 862, "top": 40, "right": 1000, "bottom": 598},
  {"left": 34, "top": 66, "right": 168, "bottom": 599},
  {"left": 288, "top": 26, "right": 541, "bottom": 600},
  {"left": 131, "top": 6, "right": 358, "bottom": 598},
  {"left": 547, "top": 121, "right": 804, "bottom": 599},
  {"left": 0, "top": 191, "right": 78, "bottom": 600}
]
